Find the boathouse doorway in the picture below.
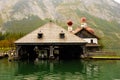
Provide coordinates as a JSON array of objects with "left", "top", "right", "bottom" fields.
[
  {"left": 59, "top": 45, "right": 83, "bottom": 60},
  {"left": 17, "top": 45, "right": 84, "bottom": 60},
  {"left": 18, "top": 45, "right": 50, "bottom": 60},
  {"left": 18, "top": 46, "right": 38, "bottom": 60}
]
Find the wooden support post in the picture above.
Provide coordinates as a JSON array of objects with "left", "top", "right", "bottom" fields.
[
  {"left": 16, "top": 46, "right": 21, "bottom": 57},
  {"left": 81, "top": 46, "right": 87, "bottom": 58},
  {"left": 83, "top": 46, "right": 86, "bottom": 54},
  {"left": 49, "top": 46, "right": 54, "bottom": 59}
]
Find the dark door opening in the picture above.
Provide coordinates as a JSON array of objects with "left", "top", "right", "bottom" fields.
[
  {"left": 18, "top": 45, "right": 83, "bottom": 60},
  {"left": 59, "top": 45, "right": 83, "bottom": 60},
  {"left": 18, "top": 46, "right": 38, "bottom": 61}
]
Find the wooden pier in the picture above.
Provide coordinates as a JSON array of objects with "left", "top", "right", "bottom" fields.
[
  {"left": 84, "top": 51, "right": 120, "bottom": 60},
  {"left": 89, "top": 56, "right": 120, "bottom": 60}
]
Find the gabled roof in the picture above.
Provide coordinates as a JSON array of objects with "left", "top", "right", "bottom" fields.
[
  {"left": 72, "top": 27, "right": 82, "bottom": 34},
  {"left": 15, "top": 22, "right": 87, "bottom": 45},
  {"left": 73, "top": 27, "right": 100, "bottom": 39}
]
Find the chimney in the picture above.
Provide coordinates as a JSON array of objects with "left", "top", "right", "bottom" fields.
[
  {"left": 67, "top": 20, "right": 73, "bottom": 32},
  {"left": 80, "top": 17, "right": 87, "bottom": 28}
]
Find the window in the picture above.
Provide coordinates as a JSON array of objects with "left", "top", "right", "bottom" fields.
[
  {"left": 38, "top": 33, "right": 43, "bottom": 38},
  {"left": 60, "top": 31, "right": 65, "bottom": 39},
  {"left": 91, "top": 39, "right": 93, "bottom": 43}
]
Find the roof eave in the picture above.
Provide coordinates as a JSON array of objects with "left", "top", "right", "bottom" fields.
[{"left": 15, "top": 42, "right": 87, "bottom": 46}]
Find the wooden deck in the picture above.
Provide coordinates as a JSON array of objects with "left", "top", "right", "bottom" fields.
[
  {"left": 88, "top": 56, "right": 120, "bottom": 60},
  {"left": 84, "top": 51, "right": 120, "bottom": 60}
]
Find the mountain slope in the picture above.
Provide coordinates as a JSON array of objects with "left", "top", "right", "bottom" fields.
[
  {"left": 0, "top": 0, "right": 120, "bottom": 22},
  {"left": 0, "top": 0, "right": 120, "bottom": 54}
]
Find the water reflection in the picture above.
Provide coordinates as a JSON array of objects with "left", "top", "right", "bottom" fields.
[
  {"left": 0, "top": 59, "right": 18, "bottom": 80},
  {"left": 15, "top": 60, "right": 101, "bottom": 80},
  {"left": 15, "top": 60, "right": 84, "bottom": 80},
  {"left": 0, "top": 59, "right": 120, "bottom": 80}
]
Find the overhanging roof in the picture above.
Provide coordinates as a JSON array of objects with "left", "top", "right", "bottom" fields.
[{"left": 15, "top": 22, "right": 87, "bottom": 45}]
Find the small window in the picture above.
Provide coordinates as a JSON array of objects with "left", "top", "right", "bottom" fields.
[
  {"left": 60, "top": 31, "right": 65, "bottom": 39},
  {"left": 91, "top": 39, "right": 93, "bottom": 43},
  {"left": 38, "top": 33, "right": 43, "bottom": 38}
]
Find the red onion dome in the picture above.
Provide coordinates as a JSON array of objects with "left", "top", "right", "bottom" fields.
[
  {"left": 86, "top": 27, "right": 94, "bottom": 34},
  {"left": 80, "top": 17, "right": 86, "bottom": 23},
  {"left": 67, "top": 21, "right": 73, "bottom": 26}
]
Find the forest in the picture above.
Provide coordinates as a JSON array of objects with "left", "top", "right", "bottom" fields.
[{"left": 0, "top": 32, "right": 26, "bottom": 51}]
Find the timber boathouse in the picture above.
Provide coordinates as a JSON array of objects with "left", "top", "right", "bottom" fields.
[{"left": 14, "top": 22, "right": 87, "bottom": 60}]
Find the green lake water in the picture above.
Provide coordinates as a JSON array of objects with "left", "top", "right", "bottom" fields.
[{"left": 0, "top": 59, "right": 120, "bottom": 80}]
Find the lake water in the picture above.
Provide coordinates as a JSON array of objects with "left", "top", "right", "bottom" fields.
[{"left": 0, "top": 59, "right": 120, "bottom": 80}]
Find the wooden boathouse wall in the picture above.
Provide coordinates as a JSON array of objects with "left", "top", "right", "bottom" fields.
[{"left": 15, "top": 22, "right": 87, "bottom": 60}]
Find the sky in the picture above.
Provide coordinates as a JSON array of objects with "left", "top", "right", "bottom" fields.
[{"left": 114, "top": 0, "right": 120, "bottom": 4}]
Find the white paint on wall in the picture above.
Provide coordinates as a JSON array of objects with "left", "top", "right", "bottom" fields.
[{"left": 83, "top": 38, "right": 98, "bottom": 44}]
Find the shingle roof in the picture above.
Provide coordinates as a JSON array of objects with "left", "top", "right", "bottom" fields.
[{"left": 15, "top": 22, "right": 87, "bottom": 45}]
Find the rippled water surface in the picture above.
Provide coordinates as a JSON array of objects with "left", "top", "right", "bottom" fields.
[{"left": 0, "top": 59, "right": 120, "bottom": 80}]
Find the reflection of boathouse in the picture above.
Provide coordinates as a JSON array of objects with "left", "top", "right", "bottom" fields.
[{"left": 15, "top": 22, "right": 87, "bottom": 60}]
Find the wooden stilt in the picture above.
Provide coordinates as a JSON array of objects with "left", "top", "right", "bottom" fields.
[
  {"left": 16, "top": 46, "right": 21, "bottom": 57},
  {"left": 83, "top": 46, "right": 86, "bottom": 54},
  {"left": 81, "top": 46, "right": 87, "bottom": 58},
  {"left": 49, "top": 46, "right": 54, "bottom": 59}
]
